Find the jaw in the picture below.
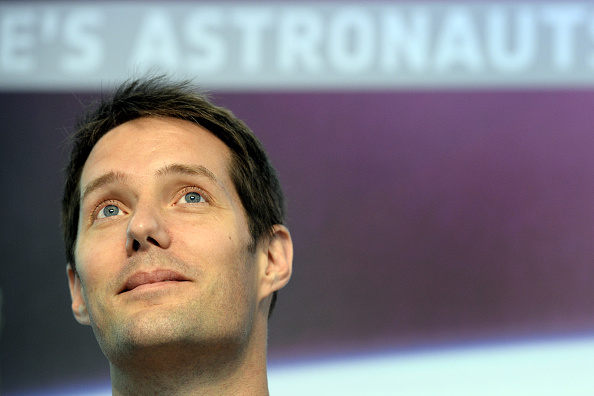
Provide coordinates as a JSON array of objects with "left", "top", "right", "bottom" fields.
[{"left": 107, "top": 308, "right": 271, "bottom": 396}]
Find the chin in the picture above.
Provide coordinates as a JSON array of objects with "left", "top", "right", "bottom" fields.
[{"left": 100, "top": 310, "right": 249, "bottom": 363}]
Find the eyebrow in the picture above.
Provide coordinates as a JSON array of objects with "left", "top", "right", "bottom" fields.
[
  {"left": 80, "top": 171, "right": 129, "bottom": 203},
  {"left": 80, "top": 164, "right": 220, "bottom": 203},
  {"left": 155, "top": 163, "right": 219, "bottom": 184}
]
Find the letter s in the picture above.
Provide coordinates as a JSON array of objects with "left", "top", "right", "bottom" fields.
[{"left": 60, "top": 10, "right": 104, "bottom": 73}]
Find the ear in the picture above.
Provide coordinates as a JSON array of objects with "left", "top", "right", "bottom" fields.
[
  {"left": 258, "top": 225, "right": 293, "bottom": 301},
  {"left": 67, "top": 263, "right": 91, "bottom": 325}
]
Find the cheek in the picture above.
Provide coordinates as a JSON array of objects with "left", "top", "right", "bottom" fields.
[
  {"left": 76, "top": 223, "right": 127, "bottom": 263},
  {"left": 74, "top": 241, "right": 120, "bottom": 334},
  {"left": 73, "top": 230, "right": 126, "bottom": 297},
  {"left": 172, "top": 211, "right": 251, "bottom": 260},
  {"left": 175, "top": 223, "right": 257, "bottom": 291}
]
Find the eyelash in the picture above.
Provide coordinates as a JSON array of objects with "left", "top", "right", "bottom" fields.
[
  {"left": 91, "top": 199, "right": 123, "bottom": 221},
  {"left": 176, "top": 186, "right": 210, "bottom": 204}
]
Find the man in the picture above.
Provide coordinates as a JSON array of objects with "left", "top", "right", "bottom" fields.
[{"left": 62, "top": 77, "right": 293, "bottom": 395}]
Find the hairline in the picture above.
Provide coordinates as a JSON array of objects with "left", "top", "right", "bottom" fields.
[{"left": 63, "top": 77, "right": 283, "bottom": 317}]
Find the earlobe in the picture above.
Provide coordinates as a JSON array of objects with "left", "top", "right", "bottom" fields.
[
  {"left": 66, "top": 264, "right": 91, "bottom": 325},
  {"left": 259, "top": 225, "right": 293, "bottom": 300}
]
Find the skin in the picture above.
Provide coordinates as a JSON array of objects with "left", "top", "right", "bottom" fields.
[{"left": 67, "top": 116, "right": 293, "bottom": 395}]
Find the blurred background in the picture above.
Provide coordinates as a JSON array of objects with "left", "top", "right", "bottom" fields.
[{"left": 3, "top": 1, "right": 594, "bottom": 395}]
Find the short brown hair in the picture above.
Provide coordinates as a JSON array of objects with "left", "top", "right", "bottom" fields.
[{"left": 62, "top": 77, "right": 286, "bottom": 316}]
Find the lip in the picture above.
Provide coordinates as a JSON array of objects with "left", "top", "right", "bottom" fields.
[{"left": 119, "top": 269, "right": 190, "bottom": 294}]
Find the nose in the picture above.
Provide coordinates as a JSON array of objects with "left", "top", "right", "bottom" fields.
[{"left": 126, "top": 203, "right": 171, "bottom": 255}]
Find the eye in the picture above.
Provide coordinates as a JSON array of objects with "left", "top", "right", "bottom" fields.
[
  {"left": 178, "top": 191, "right": 206, "bottom": 204},
  {"left": 96, "top": 204, "right": 123, "bottom": 219}
]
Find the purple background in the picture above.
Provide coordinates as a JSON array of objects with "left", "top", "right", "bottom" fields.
[{"left": 2, "top": 90, "right": 594, "bottom": 392}]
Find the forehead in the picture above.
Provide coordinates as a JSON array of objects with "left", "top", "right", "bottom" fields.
[{"left": 81, "top": 117, "right": 233, "bottom": 186}]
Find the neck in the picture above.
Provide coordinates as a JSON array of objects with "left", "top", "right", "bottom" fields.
[{"left": 109, "top": 330, "right": 269, "bottom": 395}]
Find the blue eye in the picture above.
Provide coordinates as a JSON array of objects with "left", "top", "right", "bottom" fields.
[
  {"left": 183, "top": 192, "right": 204, "bottom": 203},
  {"left": 98, "top": 204, "right": 121, "bottom": 219}
]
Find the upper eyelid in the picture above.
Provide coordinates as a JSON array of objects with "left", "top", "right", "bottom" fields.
[
  {"left": 90, "top": 185, "right": 210, "bottom": 207},
  {"left": 81, "top": 181, "right": 127, "bottom": 211}
]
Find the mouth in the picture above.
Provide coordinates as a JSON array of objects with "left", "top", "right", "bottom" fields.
[{"left": 119, "top": 270, "right": 190, "bottom": 294}]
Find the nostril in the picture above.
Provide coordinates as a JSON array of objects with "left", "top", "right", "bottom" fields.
[
  {"left": 147, "top": 236, "right": 160, "bottom": 247},
  {"left": 132, "top": 239, "right": 140, "bottom": 251}
]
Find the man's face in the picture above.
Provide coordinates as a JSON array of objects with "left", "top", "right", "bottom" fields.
[{"left": 68, "top": 117, "right": 265, "bottom": 362}]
